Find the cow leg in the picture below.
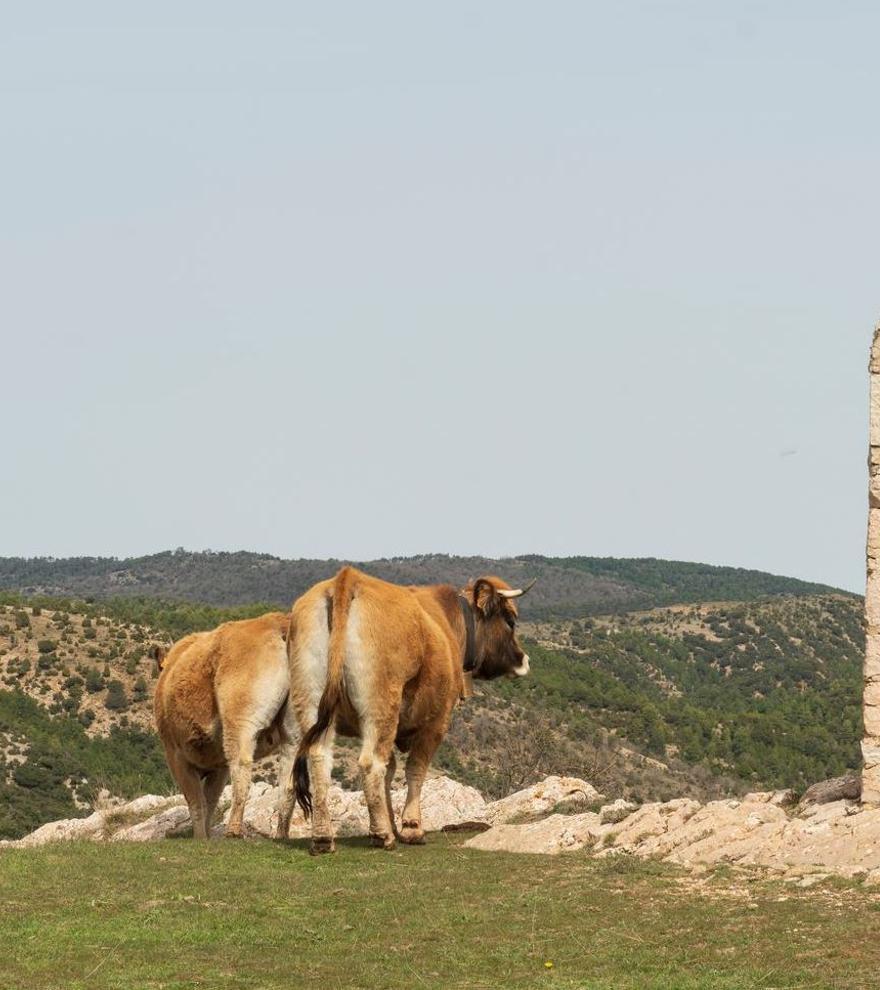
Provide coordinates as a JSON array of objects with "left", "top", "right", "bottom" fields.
[
  {"left": 400, "top": 727, "right": 444, "bottom": 845},
  {"left": 273, "top": 738, "right": 298, "bottom": 840},
  {"left": 359, "top": 728, "right": 397, "bottom": 850},
  {"left": 165, "top": 746, "right": 210, "bottom": 840},
  {"left": 203, "top": 767, "right": 229, "bottom": 834},
  {"left": 224, "top": 731, "right": 257, "bottom": 838},
  {"left": 384, "top": 751, "right": 400, "bottom": 840},
  {"left": 308, "top": 728, "right": 336, "bottom": 854},
  {"left": 274, "top": 703, "right": 300, "bottom": 839}
]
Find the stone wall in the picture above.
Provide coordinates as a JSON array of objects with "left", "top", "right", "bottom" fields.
[{"left": 863, "top": 326, "right": 880, "bottom": 803}]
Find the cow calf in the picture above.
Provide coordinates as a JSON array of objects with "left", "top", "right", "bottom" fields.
[{"left": 154, "top": 612, "right": 297, "bottom": 839}]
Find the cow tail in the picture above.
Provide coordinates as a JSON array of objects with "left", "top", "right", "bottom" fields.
[{"left": 293, "top": 565, "right": 357, "bottom": 819}]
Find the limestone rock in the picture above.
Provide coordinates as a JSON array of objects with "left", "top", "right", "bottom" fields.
[
  {"left": 633, "top": 800, "right": 789, "bottom": 866},
  {"left": 219, "top": 781, "right": 286, "bottom": 838},
  {"left": 465, "top": 812, "right": 603, "bottom": 855},
  {"left": 770, "top": 789, "right": 798, "bottom": 808},
  {"left": 798, "top": 798, "right": 856, "bottom": 824},
  {"left": 484, "top": 776, "right": 602, "bottom": 825},
  {"left": 15, "top": 771, "right": 880, "bottom": 885},
  {"left": 15, "top": 810, "right": 107, "bottom": 847},
  {"left": 462, "top": 791, "right": 880, "bottom": 881},
  {"left": 112, "top": 806, "right": 191, "bottom": 842},
  {"left": 406, "top": 775, "right": 487, "bottom": 831},
  {"left": 599, "top": 799, "right": 638, "bottom": 824},
  {"left": 118, "top": 794, "right": 180, "bottom": 817},
  {"left": 603, "top": 798, "right": 701, "bottom": 850},
  {"left": 798, "top": 775, "right": 861, "bottom": 807},
  {"left": 203, "top": 776, "right": 487, "bottom": 841}
]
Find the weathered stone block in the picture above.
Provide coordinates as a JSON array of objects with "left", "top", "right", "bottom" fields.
[{"left": 864, "top": 703, "right": 880, "bottom": 738}]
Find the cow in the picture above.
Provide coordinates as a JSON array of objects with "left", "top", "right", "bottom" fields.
[
  {"left": 153, "top": 611, "right": 298, "bottom": 839},
  {"left": 284, "top": 566, "right": 534, "bottom": 853}
]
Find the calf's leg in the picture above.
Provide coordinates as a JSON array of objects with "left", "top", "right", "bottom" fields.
[
  {"left": 384, "top": 751, "right": 400, "bottom": 840},
  {"left": 224, "top": 730, "right": 257, "bottom": 838},
  {"left": 165, "top": 746, "right": 210, "bottom": 840},
  {"left": 203, "top": 767, "right": 229, "bottom": 834},
  {"left": 273, "top": 736, "right": 298, "bottom": 840}
]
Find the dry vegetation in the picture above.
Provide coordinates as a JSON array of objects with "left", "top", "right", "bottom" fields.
[{"left": 0, "top": 604, "right": 164, "bottom": 736}]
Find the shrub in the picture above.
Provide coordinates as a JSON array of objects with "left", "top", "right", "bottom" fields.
[
  {"left": 37, "top": 640, "right": 55, "bottom": 654},
  {"left": 105, "top": 680, "right": 129, "bottom": 711},
  {"left": 13, "top": 763, "right": 50, "bottom": 789}
]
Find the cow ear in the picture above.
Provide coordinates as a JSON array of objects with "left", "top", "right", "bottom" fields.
[
  {"left": 472, "top": 578, "right": 499, "bottom": 617},
  {"left": 151, "top": 645, "right": 168, "bottom": 671}
]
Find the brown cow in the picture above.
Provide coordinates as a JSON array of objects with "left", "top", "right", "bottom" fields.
[
  {"left": 153, "top": 612, "right": 298, "bottom": 839},
  {"left": 284, "top": 566, "right": 533, "bottom": 853}
]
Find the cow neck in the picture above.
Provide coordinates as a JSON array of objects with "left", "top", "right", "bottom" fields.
[{"left": 458, "top": 595, "right": 478, "bottom": 673}]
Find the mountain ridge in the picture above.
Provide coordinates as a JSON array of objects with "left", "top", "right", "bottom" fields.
[{"left": 0, "top": 550, "right": 847, "bottom": 619}]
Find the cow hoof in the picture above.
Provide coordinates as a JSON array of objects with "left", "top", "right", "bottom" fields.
[
  {"left": 370, "top": 833, "right": 396, "bottom": 851},
  {"left": 399, "top": 826, "right": 426, "bottom": 845},
  {"left": 309, "top": 837, "right": 336, "bottom": 855}
]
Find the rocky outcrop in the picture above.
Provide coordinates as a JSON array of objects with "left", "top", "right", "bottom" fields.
[
  {"left": 483, "top": 776, "right": 602, "bottom": 825},
  {"left": 798, "top": 775, "right": 860, "bottom": 807},
  {"left": 742, "top": 789, "right": 798, "bottom": 808},
  {"left": 413, "top": 775, "right": 487, "bottom": 830},
  {"left": 112, "top": 805, "right": 192, "bottom": 842},
  {"left": 11, "top": 773, "right": 880, "bottom": 885},
  {"left": 465, "top": 791, "right": 880, "bottom": 883},
  {"left": 466, "top": 812, "right": 603, "bottom": 855},
  {"left": 599, "top": 798, "right": 639, "bottom": 824},
  {"left": 14, "top": 810, "right": 108, "bottom": 847},
  {"left": 2, "top": 775, "right": 489, "bottom": 846}
]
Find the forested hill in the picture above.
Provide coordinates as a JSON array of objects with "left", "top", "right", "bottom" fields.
[
  {"left": 0, "top": 551, "right": 845, "bottom": 618},
  {"left": 0, "top": 591, "right": 864, "bottom": 839}
]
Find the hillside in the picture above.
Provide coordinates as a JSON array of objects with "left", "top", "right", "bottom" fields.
[
  {"left": 515, "top": 594, "right": 862, "bottom": 787},
  {"left": 0, "top": 585, "right": 864, "bottom": 840},
  {"left": 0, "top": 550, "right": 844, "bottom": 618}
]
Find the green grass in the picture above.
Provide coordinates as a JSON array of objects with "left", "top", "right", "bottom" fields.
[{"left": 1, "top": 836, "right": 879, "bottom": 989}]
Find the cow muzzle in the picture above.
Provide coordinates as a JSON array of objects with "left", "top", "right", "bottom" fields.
[{"left": 510, "top": 655, "right": 530, "bottom": 677}]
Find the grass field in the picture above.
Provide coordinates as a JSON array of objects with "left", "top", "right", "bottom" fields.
[{"left": 1, "top": 834, "right": 878, "bottom": 990}]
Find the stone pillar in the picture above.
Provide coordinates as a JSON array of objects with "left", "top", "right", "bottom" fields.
[{"left": 863, "top": 325, "right": 880, "bottom": 803}]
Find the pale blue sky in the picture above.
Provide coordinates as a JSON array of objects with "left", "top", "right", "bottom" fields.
[{"left": 1, "top": 3, "right": 877, "bottom": 591}]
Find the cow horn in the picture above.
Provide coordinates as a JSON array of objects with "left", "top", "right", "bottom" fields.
[{"left": 497, "top": 579, "right": 537, "bottom": 599}]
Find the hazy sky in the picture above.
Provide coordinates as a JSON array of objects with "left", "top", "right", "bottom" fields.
[{"left": 1, "top": 3, "right": 877, "bottom": 592}]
